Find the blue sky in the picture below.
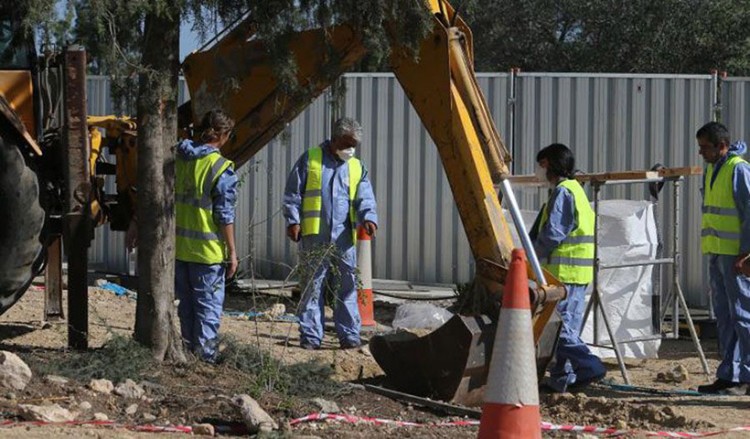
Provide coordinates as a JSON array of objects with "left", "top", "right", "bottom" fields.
[{"left": 180, "top": 23, "right": 202, "bottom": 61}]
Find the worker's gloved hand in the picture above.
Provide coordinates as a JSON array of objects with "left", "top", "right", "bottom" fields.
[
  {"left": 364, "top": 221, "right": 377, "bottom": 238},
  {"left": 287, "top": 224, "right": 301, "bottom": 242}
]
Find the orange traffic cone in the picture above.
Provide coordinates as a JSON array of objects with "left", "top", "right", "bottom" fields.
[
  {"left": 478, "top": 248, "right": 541, "bottom": 439},
  {"left": 356, "top": 225, "right": 375, "bottom": 326}
]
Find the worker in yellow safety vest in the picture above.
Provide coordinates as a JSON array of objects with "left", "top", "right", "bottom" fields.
[
  {"left": 530, "top": 143, "right": 606, "bottom": 393},
  {"left": 694, "top": 122, "right": 750, "bottom": 395},
  {"left": 283, "top": 117, "right": 378, "bottom": 350},
  {"left": 174, "top": 109, "right": 238, "bottom": 362}
]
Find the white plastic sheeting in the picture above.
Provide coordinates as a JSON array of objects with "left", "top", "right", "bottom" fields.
[{"left": 506, "top": 199, "right": 661, "bottom": 359}]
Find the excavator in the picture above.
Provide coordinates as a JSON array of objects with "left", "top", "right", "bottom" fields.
[{"left": 0, "top": 0, "right": 565, "bottom": 406}]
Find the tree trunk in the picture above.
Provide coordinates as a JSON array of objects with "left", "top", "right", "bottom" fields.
[{"left": 133, "top": 6, "right": 186, "bottom": 363}]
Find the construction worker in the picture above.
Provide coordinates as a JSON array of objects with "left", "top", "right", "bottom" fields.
[
  {"left": 530, "top": 143, "right": 606, "bottom": 392},
  {"left": 695, "top": 122, "right": 750, "bottom": 394},
  {"left": 174, "top": 109, "right": 238, "bottom": 362},
  {"left": 283, "top": 117, "right": 378, "bottom": 350}
]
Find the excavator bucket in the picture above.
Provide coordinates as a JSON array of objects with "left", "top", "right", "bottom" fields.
[{"left": 370, "top": 293, "right": 563, "bottom": 407}]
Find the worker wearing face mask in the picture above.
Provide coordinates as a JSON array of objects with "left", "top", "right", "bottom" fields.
[
  {"left": 283, "top": 117, "right": 379, "bottom": 350},
  {"left": 530, "top": 143, "right": 606, "bottom": 393}
]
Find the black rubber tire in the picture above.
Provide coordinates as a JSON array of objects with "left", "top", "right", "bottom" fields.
[{"left": 0, "top": 137, "right": 44, "bottom": 316}]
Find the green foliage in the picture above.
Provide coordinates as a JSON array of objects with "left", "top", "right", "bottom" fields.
[
  {"left": 463, "top": 0, "right": 750, "bottom": 75},
  {"left": 30, "top": 334, "right": 156, "bottom": 383},
  {"left": 217, "top": 335, "right": 343, "bottom": 399}
]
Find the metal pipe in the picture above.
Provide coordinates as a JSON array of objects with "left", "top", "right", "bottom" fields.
[
  {"left": 672, "top": 179, "right": 680, "bottom": 339},
  {"left": 500, "top": 179, "right": 546, "bottom": 285},
  {"left": 673, "top": 180, "right": 709, "bottom": 374},
  {"left": 593, "top": 182, "right": 600, "bottom": 345},
  {"left": 599, "top": 258, "right": 675, "bottom": 270}
]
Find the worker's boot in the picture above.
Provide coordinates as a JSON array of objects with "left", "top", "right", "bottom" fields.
[{"left": 697, "top": 379, "right": 748, "bottom": 395}]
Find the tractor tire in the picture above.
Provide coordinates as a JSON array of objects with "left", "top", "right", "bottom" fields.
[{"left": 0, "top": 137, "right": 45, "bottom": 316}]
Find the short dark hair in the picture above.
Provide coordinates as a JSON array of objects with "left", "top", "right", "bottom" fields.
[
  {"left": 198, "top": 109, "right": 235, "bottom": 144},
  {"left": 696, "top": 122, "right": 730, "bottom": 147},
  {"left": 536, "top": 143, "right": 575, "bottom": 179}
]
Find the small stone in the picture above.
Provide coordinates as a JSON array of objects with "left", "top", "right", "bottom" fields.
[
  {"left": 192, "top": 423, "right": 215, "bottom": 436},
  {"left": 40, "top": 322, "right": 52, "bottom": 330},
  {"left": 95, "top": 279, "right": 107, "bottom": 287},
  {"left": 93, "top": 413, "right": 109, "bottom": 421},
  {"left": 89, "top": 379, "right": 114, "bottom": 394},
  {"left": 19, "top": 404, "right": 76, "bottom": 422},
  {"left": 324, "top": 306, "right": 334, "bottom": 320},
  {"left": 671, "top": 364, "right": 689, "bottom": 383},
  {"left": 125, "top": 403, "right": 138, "bottom": 416},
  {"left": 78, "top": 401, "right": 92, "bottom": 411},
  {"left": 615, "top": 420, "right": 628, "bottom": 430},
  {"left": 265, "top": 303, "right": 286, "bottom": 319},
  {"left": 44, "top": 375, "right": 70, "bottom": 386},
  {"left": 5, "top": 392, "right": 16, "bottom": 400},
  {"left": 0, "top": 351, "right": 32, "bottom": 391},
  {"left": 347, "top": 406, "right": 357, "bottom": 413},
  {"left": 656, "top": 372, "right": 666, "bottom": 381},
  {"left": 142, "top": 413, "right": 157, "bottom": 422},
  {"left": 114, "top": 379, "right": 145, "bottom": 399},
  {"left": 233, "top": 394, "right": 278, "bottom": 433},
  {"left": 311, "top": 398, "right": 340, "bottom": 414}
]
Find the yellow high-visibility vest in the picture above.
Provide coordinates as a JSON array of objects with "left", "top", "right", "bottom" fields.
[
  {"left": 702, "top": 155, "right": 747, "bottom": 255},
  {"left": 175, "top": 152, "right": 233, "bottom": 264},
  {"left": 538, "top": 179, "right": 595, "bottom": 284},
  {"left": 300, "top": 146, "right": 362, "bottom": 243}
]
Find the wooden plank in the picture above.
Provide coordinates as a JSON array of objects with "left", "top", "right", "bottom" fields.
[
  {"left": 657, "top": 166, "right": 703, "bottom": 177},
  {"left": 503, "top": 166, "right": 703, "bottom": 187}
]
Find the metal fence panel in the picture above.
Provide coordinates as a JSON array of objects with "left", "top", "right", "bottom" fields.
[
  {"left": 514, "top": 73, "right": 714, "bottom": 306},
  {"left": 86, "top": 73, "right": 742, "bottom": 308}
]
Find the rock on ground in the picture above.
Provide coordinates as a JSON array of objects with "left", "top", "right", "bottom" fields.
[
  {"left": 125, "top": 403, "right": 138, "bottom": 416},
  {"left": 18, "top": 404, "right": 76, "bottom": 422},
  {"left": 233, "top": 394, "right": 278, "bottom": 433},
  {"left": 192, "top": 423, "right": 215, "bottom": 436},
  {"left": 43, "top": 375, "right": 69, "bottom": 386},
  {"left": 78, "top": 401, "right": 92, "bottom": 411},
  {"left": 114, "top": 379, "right": 145, "bottom": 399},
  {"left": 93, "top": 412, "right": 109, "bottom": 421},
  {"left": 0, "top": 351, "right": 32, "bottom": 391},
  {"left": 88, "top": 378, "right": 114, "bottom": 394},
  {"left": 311, "top": 398, "right": 340, "bottom": 414}
]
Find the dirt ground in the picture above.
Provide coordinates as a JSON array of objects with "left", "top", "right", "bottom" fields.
[{"left": 0, "top": 276, "right": 748, "bottom": 438}]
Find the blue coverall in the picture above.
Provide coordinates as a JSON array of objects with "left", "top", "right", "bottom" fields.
[
  {"left": 283, "top": 142, "right": 378, "bottom": 348},
  {"left": 705, "top": 142, "right": 750, "bottom": 384},
  {"left": 531, "top": 184, "right": 606, "bottom": 392},
  {"left": 174, "top": 140, "right": 238, "bottom": 361}
]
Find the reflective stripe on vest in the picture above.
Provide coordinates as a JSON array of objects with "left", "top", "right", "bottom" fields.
[
  {"left": 539, "top": 179, "right": 595, "bottom": 284},
  {"left": 702, "top": 155, "right": 746, "bottom": 255},
  {"left": 300, "top": 146, "right": 363, "bottom": 243},
  {"left": 175, "top": 152, "right": 234, "bottom": 264}
]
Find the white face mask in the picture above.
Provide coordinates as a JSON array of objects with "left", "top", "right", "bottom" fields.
[
  {"left": 534, "top": 164, "right": 548, "bottom": 183},
  {"left": 336, "top": 147, "right": 356, "bottom": 161}
]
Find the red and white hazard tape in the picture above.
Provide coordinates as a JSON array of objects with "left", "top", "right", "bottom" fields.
[
  {"left": 291, "top": 412, "right": 750, "bottom": 437},
  {"left": 290, "top": 412, "right": 479, "bottom": 427},
  {"left": 0, "top": 419, "right": 193, "bottom": 434}
]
